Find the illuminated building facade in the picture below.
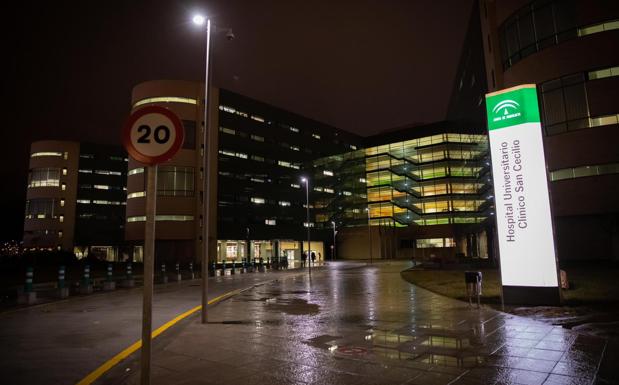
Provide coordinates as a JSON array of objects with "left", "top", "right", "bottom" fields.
[
  {"left": 125, "top": 81, "right": 362, "bottom": 265},
  {"left": 481, "top": 0, "right": 619, "bottom": 260},
  {"left": 23, "top": 141, "right": 127, "bottom": 260},
  {"left": 310, "top": 123, "right": 493, "bottom": 261}
]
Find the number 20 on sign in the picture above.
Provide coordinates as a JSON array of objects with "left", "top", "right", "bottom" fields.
[{"left": 122, "top": 106, "right": 185, "bottom": 165}]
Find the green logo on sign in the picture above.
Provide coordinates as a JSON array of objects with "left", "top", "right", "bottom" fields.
[{"left": 486, "top": 85, "right": 541, "bottom": 131}]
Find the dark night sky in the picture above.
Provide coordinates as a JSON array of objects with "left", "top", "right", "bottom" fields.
[{"left": 2, "top": 0, "right": 474, "bottom": 241}]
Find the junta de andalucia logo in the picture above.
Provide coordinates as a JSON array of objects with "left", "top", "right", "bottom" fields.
[{"left": 491, "top": 99, "right": 522, "bottom": 123}]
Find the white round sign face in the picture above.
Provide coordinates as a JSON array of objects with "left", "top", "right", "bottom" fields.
[{"left": 122, "top": 106, "right": 184, "bottom": 165}]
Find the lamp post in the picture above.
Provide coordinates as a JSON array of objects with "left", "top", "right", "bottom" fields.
[
  {"left": 331, "top": 221, "right": 337, "bottom": 260},
  {"left": 193, "top": 14, "right": 212, "bottom": 325},
  {"left": 366, "top": 207, "right": 373, "bottom": 264},
  {"left": 301, "top": 177, "right": 311, "bottom": 275}
]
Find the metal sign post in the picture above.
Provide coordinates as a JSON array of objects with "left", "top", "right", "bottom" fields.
[
  {"left": 122, "top": 106, "right": 184, "bottom": 385},
  {"left": 141, "top": 164, "right": 157, "bottom": 385}
]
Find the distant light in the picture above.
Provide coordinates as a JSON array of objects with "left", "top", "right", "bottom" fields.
[
  {"left": 193, "top": 15, "right": 206, "bottom": 25},
  {"left": 301, "top": 177, "right": 307, "bottom": 183}
]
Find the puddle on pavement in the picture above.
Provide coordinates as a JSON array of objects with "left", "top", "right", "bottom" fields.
[
  {"left": 266, "top": 298, "right": 320, "bottom": 315},
  {"left": 309, "top": 327, "right": 490, "bottom": 369}
]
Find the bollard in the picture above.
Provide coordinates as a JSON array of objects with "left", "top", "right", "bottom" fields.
[
  {"left": 18, "top": 267, "right": 37, "bottom": 304},
  {"left": 57, "top": 265, "right": 69, "bottom": 298},
  {"left": 25, "top": 267, "right": 33, "bottom": 293},
  {"left": 121, "top": 262, "right": 135, "bottom": 288},
  {"left": 221, "top": 261, "right": 227, "bottom": 276},
  {"left": 161, "top": 264, "right": 168, "bottom": 284},
  {"left": 189, "top": 262, "right": 195, "bottom": 279},
  {"left": 210, "top": 262, "right": 216, "bottom": 277},
  {"left": 175, "top": 262, "right": 181, "bottom": 282},
  {"left": 79, "top": 264, "right": 93, "bottom": 294},
  {"left": 231, "top": 260, "right": 236, "bottom": 275},
  {"left": 103, "top": 263, "right": 116, "bottom": 291}
]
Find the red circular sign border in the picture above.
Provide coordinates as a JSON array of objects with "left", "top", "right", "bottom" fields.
[{"left": 122, "top": 106, "right": 185, "bottom": 165}]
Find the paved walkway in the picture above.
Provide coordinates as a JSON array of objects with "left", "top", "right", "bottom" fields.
[
  {"left": 99, "top": 262, "right": 613, "bottom": 385},
  {"left": 0, "top": 267, "right": 308, "bottom": 385}
]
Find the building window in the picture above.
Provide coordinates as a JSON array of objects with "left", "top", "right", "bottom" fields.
[
  {"left": 77, "top": 199, "right": 91, "bottom": 204},
  {"left": 25, "top": 199, "right": 56, "bottom": 219},
  {"left": 588, "top": 66, "right": 619, "bottom": 81},
  {"left": 323, "top": 170, "right": 334, "bottom": 176},
  {"left": 60, "top": 199, "right": 65, "bottom": 207},
  {"left": 251, "top": 155, "right": 264, "bottom": 162},
  {"left": 157, "top": 166, "right": 195, "bottom": 197},
  {"left": 251, "top": 115, "right": 265, "bottom": 123},
  {"left": 291, "top": 183, "right": 300, "bottom": 189},
  {"left": 127, "top": 215, "right": 195, "bottom": 222},
  {"left": 128, "top": 168, "right": 144, "bottom": 176},
  {"left": 578, "top": 19, "right": 619, "bottom": 37},
  {"left": 128, "top": 191, "right": 146, "bottom": 199},
  {"left": 550, "top": 162, "right": 619, "bottom": 181},
  {"left": 279, "top": 201, "right": 291, "bottom": 207},
  {"left": 251, "top": 134, "right": 264, "bottom": 142},
  {"left": 219, "top": 126, "right": 236, "bottom": 135},
  {"left": 312, "top": 133, "right": 321, "bottom": 140},
  {"left": 59, "top": 215, "right": 64, "bottom": 223},
  {"left": 28, "top": 168, "right": 60, "bottom": 187},
  {"left": 416, "top": 238, "right": 454, "bottom": 248},
  {"left": 31, "top": 151, "right": 62, "bottom": 158},
  {"left": 251, "top": 197, "right": 265, "bottom": 204},
  {"left": 133, "top": 97, "right": 197, "bottom": 108},
  {"left": 265, "top": 219, "right": 276, "bottom": 225}
]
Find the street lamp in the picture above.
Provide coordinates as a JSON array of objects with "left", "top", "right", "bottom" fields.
[
  {"left": 193, "top": 13, "right": 213, "bottom": 325},
  {"left": 301, "top": 177, "right": 311, "bottom": 275},
  {"left": 366, "top": 207, "right": 373, "bottom": 264},
  {"left": 331, "top": 221, "right": 337, "bottom": 260}
]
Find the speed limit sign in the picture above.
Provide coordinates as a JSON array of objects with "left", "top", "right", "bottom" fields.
[{"left": 122, "top": 106, "right": 185, "bottom": 165}]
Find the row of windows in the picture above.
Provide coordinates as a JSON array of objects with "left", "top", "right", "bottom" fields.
[
  {"left": 219, "top": 149, "right": 302, "bottom": 169},
  {"left": 77, "top": 199, "right": 126, "bottom": 205},
  {"left": 416, "top": 238, "right": 455, "bottom": 248},
  {"left": 550, "top": 162, "right": 619, "bottom": 181},
  {"left": 499, "top": 0, "right": 619, "bottom": 70},
  {"left": 539, "top": 70, "right": 619, "bottom": 136},
  {"left": 28, "top": 168, "right": 60, "bottom": 187},
  {"left": 78, "top": 169, "right": 123, "bottom": 176},
  {"left": 127, "top": 215, "right": 194, "bottom": 222},
  {"left": 220, "top": 126, "right": 306, "bottom": 152}
]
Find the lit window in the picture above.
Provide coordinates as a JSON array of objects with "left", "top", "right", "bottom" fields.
[
  {"left": 279, "top": 201, "right": 291, "bottom": 206},
  {"left": 128, "top": 168, "right": 144, "bottom": 176},
  {"left": 265, "top": 219, "right": 276, "bottom": 225},
  {"left": 359, "top": 178, "right": 367, "bottom": 183},
  {"left": 61, "top": 183, "right": 66, "bottom": 191},
  {"left": 31, "top": 152, "right": 62, "bottom": 158},
  {"left": 290, "top": 126, "right": 299, "bottom": 133},
  {"left": 290, "top": 145, "right": 300, "bottom": 151},
  {"left": 251, "top": 155, "right": 264, "bottom": 162},
  {"left": 77, "top": 199, "right": 91, "bottom": 204},
  {"left": 63, "top": 152, "right": 68, "bottom": 160},
  {"left": 323, "top": 170, "right": 333, "bottom": 176},
  {"left": 59, "top": 215, "right": 64, "bottom": 223},
  {"left": 312, "top": 134, "right": 321, "bottom": 140},
  {"left": 251, "top": 178, "right": 265, "bottom": 183},
  {"left": 324, "top": 188, "right": 334, "bottom": 194},
  {"left": 219, "top": 127, "right": 236, "bottom": 135},
  {"left": 133, "top": 97, "right": 197, "bottom": 108},
  {"left": 291, "top": 183, "right": 300, "bottom": 189},
  {"left": 578, "top": 19, "right": 619, "bottom": 37},
  {"left": 127, "top": 191, "right": 146, "bottom": 199},
  {"left": 95, "top": 170, "right": 122, "bottom": 176},
  {"left": 79, "top": 169, "right": 93, "bottom": 174},
  {"left": 60, "top": 199, "right": 65, "bottom": 207},
  {"left": 94, "top": 185, "right": 110, "bottom": 190},
  {"left": 278, "top": 160, "right": 291, "bottom": 168},
  {"left": 350, "top": 145, "right": 357, "bottom": 150},
  {"left": 58, "top": 231, "right": 63, "bottom": 238},
  {"left": 343, "top": 191, "right": 352, "bottom": 196},
  {"left": 92, "top": 200, "right": 124, "bottom": 205},
  {"left": 236, "top": 152, "right": 248, "bottom": 159},
  {"left": 251, "top": 197, "right": 265, "bottom": 204},
  {"left": 313, "top": 187, "right": 323, "bottom": 192},
  {"left": 588, "top": 66, "right": 619, "bottom": 80},
  {"left": 251, "top": 134, "right": 264, "bottom": 142},
  {"left": 28, "top": 168, "right": 60, "bottom": 187},
  {"left": 251, "top": 115, "right": 265, "bottom": 123},
  {"left": 220, "top": 105, "right": 236, "bottom": 113},
  {"left": 303, "top": 222, "right": 315, "bottom": 228}
]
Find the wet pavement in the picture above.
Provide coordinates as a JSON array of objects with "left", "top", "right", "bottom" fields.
[{"left": 100, "top": 261, "right": 615, "bottom": 385}]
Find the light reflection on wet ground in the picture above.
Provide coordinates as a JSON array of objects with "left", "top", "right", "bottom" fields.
[{"left": 108, "top": 262, "right": 610, "bottom": 385}]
